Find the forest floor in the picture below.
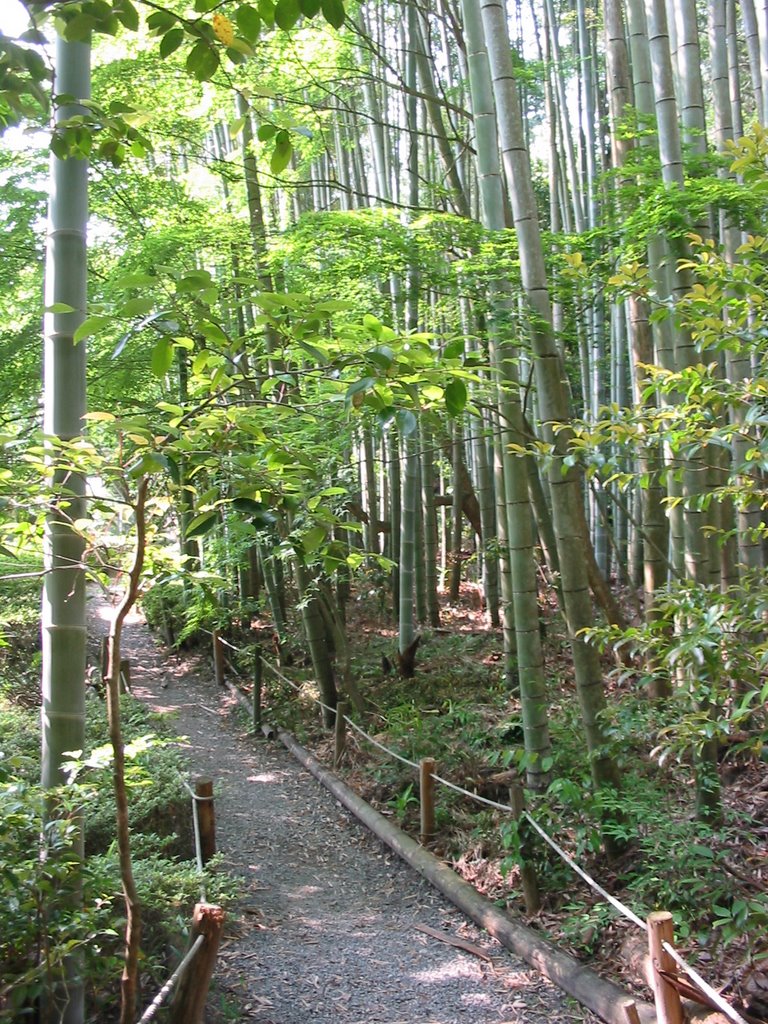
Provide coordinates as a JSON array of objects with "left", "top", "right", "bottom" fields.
[{"left": 92, "top": 588, "right": 604, "bottom": 1024}]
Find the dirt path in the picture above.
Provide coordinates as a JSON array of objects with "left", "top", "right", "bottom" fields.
[{"left": 92, "top": 590, "right": 598, "bottom": 1024}]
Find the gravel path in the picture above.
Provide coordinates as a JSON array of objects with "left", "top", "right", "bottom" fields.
[{"left": 97, "top": 592, "right": 598, "bottom": 1024}]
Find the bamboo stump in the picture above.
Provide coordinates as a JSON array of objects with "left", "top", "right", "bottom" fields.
[
  {"left": 169, "top": 902, "right": 224, "bottom": 1024},
  {"left": 509, "top": 785, "right": 541, "bottom": 915}
]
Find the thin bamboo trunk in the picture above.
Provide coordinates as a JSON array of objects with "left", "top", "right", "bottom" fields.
[
  {"left": 41, "top": 32, "right": 90, "bottom": 1024},
  {"left": 480, "top": 0, "right": 619, "bottom": 796}
]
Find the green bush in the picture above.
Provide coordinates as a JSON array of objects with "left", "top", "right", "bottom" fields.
[{"left": 0, "top": 694, "right": 224, "bottom": 1019}]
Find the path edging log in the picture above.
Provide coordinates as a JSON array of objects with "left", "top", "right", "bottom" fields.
[{"left": 275, "top": 726, "right": 655, "bottom": 1024}]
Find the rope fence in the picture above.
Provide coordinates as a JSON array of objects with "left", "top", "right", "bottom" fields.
[
  {"left": 206, "top": 627, "right": 747, "bottom": 1024},
  {"left": 137, "top": 934, "right": 204, "bottom": 1023}
]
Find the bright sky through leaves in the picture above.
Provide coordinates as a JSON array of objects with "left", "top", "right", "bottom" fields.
[{"left": 4, "top": 1, "right": 28, "bottom": 35}]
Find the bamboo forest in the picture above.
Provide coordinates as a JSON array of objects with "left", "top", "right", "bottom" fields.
[{"left": 1, "top": 0, "right": 767, "bottom": 1020}]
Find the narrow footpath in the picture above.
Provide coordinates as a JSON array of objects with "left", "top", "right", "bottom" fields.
[{"left": 95, "top": 590, "right": 599, "bottom": 1024}]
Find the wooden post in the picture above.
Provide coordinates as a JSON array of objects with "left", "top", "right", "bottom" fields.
[
  {"left": 169, "top": 902, "right": 225, "bottom": 1024},
  {"left": 647, "top": 911, "right": 684, "bottom": 1024},
  {"left": 621, "top": 1000, "right": 642, "bottom": 1024},
  {"left": 119, "top": 658, "right": 131, "bottom": 694},
  {"left": 212, "top": 629, "right": 225, "bottom": 687},
  {"left": 509, "top": 785, "right": 541, "bottom": 915},
  {"left": 195, "top": 778, "right": 216, "bottom": 865},
  {"left": 420, "top": 757, "right": 436, "bottom": 844},
  {"left": 252, "top": 645, "right": 262, "bottom": 732},
  {"left": 334, "top": 701, "right": 348, "bottom": 768},
  {"left": 100, "top": 636, "right": 109, "bottom": 682}
]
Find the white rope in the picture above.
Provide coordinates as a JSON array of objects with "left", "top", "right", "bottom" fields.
[
  {"left": 178, "top": 776, "right": 209, "bottom": 899},
  {"left": 522, "top": 811, "right": 647, "bottom": 931},
  {"left": 661, "top": 941, "right": 749, "bottom": 1024},
  {"left": 260, "top": 656, "right": 298, "bottom": 688},
  {"left": 137, "top": 934, "right": 205, "bottom": 1022},
  {"left": 430, "top": 772, "right": 515, "bottom": 812},
  {"left": 429, "top": 772, "right": 646, "bottom": 930},
  {"left": 343, "top": 716, "right": 421, "bottom": 769}
]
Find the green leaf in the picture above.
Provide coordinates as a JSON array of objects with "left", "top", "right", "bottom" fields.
[
  {"left": 62, "top": 13, "right": 96, "bottom": 41},
  {"left": 321, "top": 0, "right": 345, "bottom": 28},
  {"left": 186, "top": 40, "right": 219, "bottom": 82},
  {"left": 199, "top": 321, "right": 228, "bottom": 345},
  {"left": 147, "top": 10, "right": 177, "bottom": 33},
  {"left": 257, "top": 123, "right": 277, "bottom": 142},
  {"left": 118, "top": 296, "right": 155, "bottom": 318},
  {"left": 444, "top": 379, "right": 467, "bottom": 416},
  {"left": 151, "top": 338, "right": 174, "bottom": 377},
  {"left": 299, "top": 0, "right": 322, "bottom": 15},
  {"left": 186, "top": 511, "right": 218, "bottom": 538},
  {"left": 274, "top": 0, "right": 301, "bottom": 30},
  {"left": 345, "top": 377, "right": 374, "bottom": 406},
  {"left": 270, "top": 133, "right": 293, "bottom": 174},
  {"left": 395, "top": 409, "right": 417, "bottom": 436},
  {"left": 377, "top": 406, "right": 397, "bottom": 431},
  {"left": 363, "top": 313, "right": 382, "bottom": 338},
  {"left": 74, "top": 314, "right": 110, "bottom": 344},
  {"left": 443, "top": 339, "right": 464, "bottom": 360},
  {"left": 159, "top": 28, "right": 185, "bottom": 58},
  {"left": 114, "top": 0, "right": 140, "bottom": 31},
  {"left": 366, "top": 345, "right": 394, "bottom": 370},
  {"left": 236, "top": 5, "right": 262, "bottom": 40},
  {"left": 302, "top": 525, "right": 326, "bottom": 554},
  {"left": 229, "top": 117, "right": 246, "bottom": 139},
  {"left": 114, "top": 272, "right": 156, "bottom": 289},
  {"left": 45, "top": 303, "right": 76, "bottom": 314},
  {"left": 258, "top": 0, "right": 276, "bottom": 26}
]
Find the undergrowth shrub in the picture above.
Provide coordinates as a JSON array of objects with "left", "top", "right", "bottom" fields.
[
  {"left": 142, "top": 574, "right": 227, "bottom": 647},
  {"left": 0, "top": 692, "right": 224, "bottom": 1019}
]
